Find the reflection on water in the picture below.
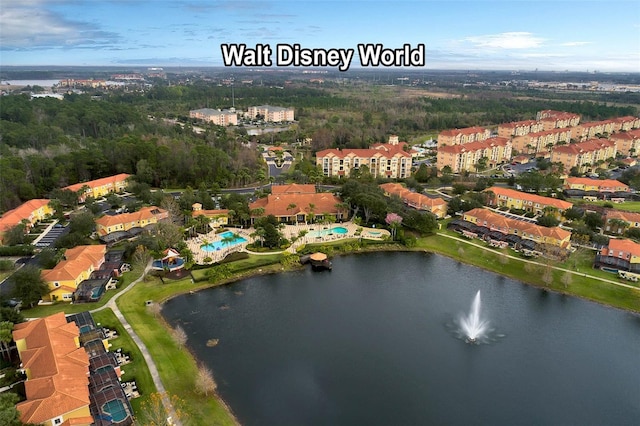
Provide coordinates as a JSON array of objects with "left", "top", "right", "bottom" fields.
[{"left": 163, "top": 252, "right": 640, "bottom": 426}]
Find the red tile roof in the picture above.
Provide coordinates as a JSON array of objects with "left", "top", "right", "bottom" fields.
[
  {"left": 316, "top": 148, "right": 411, "bottom": 159},
  {"left": 438, "top": 137, "right": 509, "bottom": 154},
  {"left": 605, "top": 238, "right": 640, "bottom": 258},
  {"left": 271, "top": 184, "right": 317, "bottom": 194},
  {"left": 249, "top": 192, "right": 342, "bottom": 217},
  {"left": 564, "top": 178, "right": 629, "bottom": 191},
  {"left": 438, "top": 126, "right": 488, "bottom": 137},
  {"left": 41, "top": 245, "right": 106, "bottom": 283},
  {"left": 94, "top": 206, "right": 167, "bottom": 228},
  {"left": 551, "top": 138, "right": 615, "bottom": 154}
]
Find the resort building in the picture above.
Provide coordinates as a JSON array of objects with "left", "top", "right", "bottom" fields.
[
  {"left": 463, "top": 207, "right": 572, "bottom": 249},
  {"left": 249, "top": 184, "right": 345, "bottom": 224},
  {"left": 379, "top": 183, "right": 448, "bottom": 219},
  {"left": 484, "top": 186, "right": 572, "bottom": 217},
  {"left": 571, "top": 119, "right": 618, "bottom": 140},
  {"left": 511, "top": 128, "right": 572, "bottom": 155},
  {"left": 436, "top": 137, "right": 511, "bottom": 174},
  {"left": 191, "top": 203, "right": 229, "bottom": 228},
  {"left": 437, "top": 126, "right": 491, "bottom": 146},
  {"left": 563, "top": 177, "right": 629, "bottom": 193},
  {"left": 550, "top": 139, "right": 617, "bottom": 173},
  {"left": 497, "top": 120, "right": 544, "bottom": 138},
  {"left": 536, "top": 110, "right": 581, "bottom": 130},
  {"left": 595, "top": 238, "right": 640, "bottom": 273},
  {"left": 63, "top": 173, "right": 131, "bottom": 203},
  {"left": 371, "top": 135, "right": 421, "bottom": 159},
  {"left": 0, "top": 199, "right": 54, "bottom": 244},
  {"left": 95, "top": 206, "right": 169, "bottom": 239},
  {"left": 316, "top": 147, "right": 412, "bottom": 179},
  {"left": 189, "top": 108, "right": 238, "bottom": 126},
  {"left": 41, "top": 245, "right": 107, "bottom": 302},
  {"left": 609, "top": 129, "right": 640, "bottom": 157},
  {"left": 12, "top": 312, "right": 93, "bottom": 426},
  {"left": 604, "top": 210, "right": 640, "bottom": 234},
  {"left": 246, "top": 105, "right": 295, "bottom": 122},
  {"left": 612, "top": 116, "right": 640, "bottom": 132}
]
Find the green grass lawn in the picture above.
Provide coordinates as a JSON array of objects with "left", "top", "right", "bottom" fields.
[
  {"left": 418, "top": 231, "right": 640, "bottom": 312},
  {"left": 569, "top": 198, "right": 640, "bottom": 213}
]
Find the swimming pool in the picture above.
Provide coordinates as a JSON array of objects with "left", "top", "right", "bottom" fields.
[
  {"left": 102, "top": 399, "right": 129, "bottom": 422},
  {"left": 201, "top": 231, "right": 247, "bottom": 252},
  {"left": 308, "top": 226, "right": 348, "bottom": 238}
]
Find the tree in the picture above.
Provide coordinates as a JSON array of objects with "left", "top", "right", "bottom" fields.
[
  {"left": 584, "top": 212, "right": 604, "bottom": 232},
  {"left": 475, "top": 156, "right": 488, "bottom": 173},
  {"left": 2, "top": 224, "right": 27, "bottom": 246},
  {"left": 0, "top": 392, "right": 22, "bottom": 426},
  {"left": 10, "top": 265, "right": 49, "bottom": 308},
  {"left": 69, "top": 211, "right": 95, "bottom": 237},
  {"left": 0, "top": 321, "right": 14, "bottom": 362},
  {"left": 195, "top": 364, "right": 217, "bottom": 396},
  {"left": 537, "top": 215, "right": 560, "bottom": 228},
  {"left": 385, "top": 212, "right": 403, "bottom": 240}
]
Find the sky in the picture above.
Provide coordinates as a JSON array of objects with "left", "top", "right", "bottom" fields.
[{"left": 1, "top": 0, "right": 639, "bottom": 72}]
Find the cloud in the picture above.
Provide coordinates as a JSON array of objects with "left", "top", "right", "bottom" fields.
[
  {"left": 463, "top": 32, "right": 545, "bottom": 49},
  {"left": 0, "top": 1, "right": 120, "bottom": 50},
  {"left": 561, "top": 41, "right": 592, "bottom": 47}
]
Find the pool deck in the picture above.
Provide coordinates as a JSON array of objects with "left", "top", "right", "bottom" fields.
[{"left": 187, "top": 222, "right": 390, "bottom": 265}]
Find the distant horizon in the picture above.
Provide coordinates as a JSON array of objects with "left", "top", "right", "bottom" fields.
[{"left": 1, "top": 1, "right": 639, "bottom": 73}]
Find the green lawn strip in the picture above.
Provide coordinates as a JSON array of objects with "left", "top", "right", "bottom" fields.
[
  {"left": 417, "top": 233, "right": 640, "bottom": 312},
  {"left": 116, "top": 276, "right": 237, "bottom": 425},
  {"left": 569, "top": 199, "right": 640, "bottom": 213},
  {"left": 23, "top": 269, "right": 142, "bottom": 318},
  {"left": 91, "top": 309, "right": 156, "bottom": 414}
]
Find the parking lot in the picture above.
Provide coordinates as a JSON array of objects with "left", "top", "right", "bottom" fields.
[{"left": 33, "top": 223, "right": 69, "bottom": 248}]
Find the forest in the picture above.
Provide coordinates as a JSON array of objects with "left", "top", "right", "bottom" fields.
[{"left": 0, "top": 78, "right": 637, "bottom": 212}]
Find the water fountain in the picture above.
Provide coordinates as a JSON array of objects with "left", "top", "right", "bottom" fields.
[{"left": 459, "top": 290, "right": 490, "bottom": 343}]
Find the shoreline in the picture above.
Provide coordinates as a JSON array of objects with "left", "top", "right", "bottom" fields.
[{"left": 149, "top": 236, "right": 639, "bottom": 423}]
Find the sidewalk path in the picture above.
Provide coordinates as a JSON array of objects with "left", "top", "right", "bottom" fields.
[
  {"left": 437, "top": 232, "right": 640, "bottom": 291},
  {"left": 92, "top": 263, "right": 182, "bottom": 426}
]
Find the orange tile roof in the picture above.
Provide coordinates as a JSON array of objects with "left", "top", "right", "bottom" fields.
[
  {"left": 63, "top": 173, "right": 130, "bottom": 193},
  {"left": 379, "top": 183, "right": 446, "bottom": 209},
  {"left": 192, "top": 209, "right": 229, "bottom": 217},
  {"left": 529, "top": 128, "right": 572, "bottom": 137},
  {"left": 0, "top": 199, "right": 50, "bottom": 232},
  {"left": 564, "top": 177, "right": 628, "bottom": 191},
  {"left": 41, "top": 245, "right": 106, "bottom": 283},
  {"left": 438, "top": 137, "right": 509, "bottom": 154},
  {"left": 605, "top": 209, "right": 640, "bottom": 224},
  {"left": 465, "top": 208, "right": 571, "bottom": 244},
  {"left": 486, "top": 186, "right": 572, "bottom": 210},
  {"left": 13, "top": 313, "right": 91, "bottom": 425},
  {"left": 94, "top": 206, "right": 167, "bottom": 228},
  {"left": 499, "top": 120, "right": 538, "bottom": 129},
  {"left": 249, "top": 192, "right": 342, "bottom": 217},
  {"left": 316, "top": 148, "right": 411, "bottom": 159},
  {"left": 551, "top": 138, "right": 615, "bottom": 154},
  {"left": 606, "top": 238, "right": 640, "bottom": 258}
]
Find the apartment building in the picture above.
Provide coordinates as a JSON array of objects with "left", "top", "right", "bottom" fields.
[
  {"left": 550, "top": 139, "right": 617, "bottom": 173},
  {"left": 484, "top": 186, "right": 572, "bottom": 217},
  {"left": 41, "top": 245, "right": 107, "bottom": 302},
  {"left": 536, "top": 110, "right": 581, "bottom": 130},
  {"left": 379, "top": 183, "right": 448, "bottom": 218},
  {"left": 189, "top": 108, "right": 238, "bottom": 126},
  {"left": 596, "top": 238, "right": 640, "bottom": 273},
  {"left": 610, "top": 129, "right": 640, "bottom": 156},
  {"left": 437, "top": 126, "right": 491, "bottom": 146},
  {"left": 0, "top": 199, "right": 53, "bottom": 244},
  {"left": 63, "top": 173, "right": 131, "bottom": 203},
  {"left": 612, "top": 116, "right": 640, "bottom": 132},
  {"left": 511, "top": 128, "right": 572, "bottom": 155},
  {"left": 95, "top": 206, "right": 168, "bottom": 237},
  {"left": 564, "top": 177, "right": 629, "bottom": 193},
  {"left": 316, "top": 148, "right": 412, "bottom": 179},
  {"left": 497, "top": 120, "right": 544, "bottom": 138},
  {"left": 571, "top": 119, "right": 617, "bottom": 140},
  {"left": 247, "top": 105, "right": 295, "bottom": 122},
  {"left": 13, "top": 313, "right": 93, "bottom": 426},
  {"left": 436, "top": 137, "right": 511, "bottom": 174},
  {"left": 463, "top": 207, "right": 572, "bottom": 248}
]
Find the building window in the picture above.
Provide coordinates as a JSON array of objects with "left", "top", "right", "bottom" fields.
[
  {"left": 53, "top": 417, "right": 63, "bottom": 425},
  {"left": 54, "top": 282, "right": 60, "bottom": 288}
]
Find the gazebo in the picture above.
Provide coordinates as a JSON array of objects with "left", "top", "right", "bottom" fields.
[
  {"left": 151, "top": 248, "right": 185, "bottom": 271},
  {"left": 309, "top": 252, "right": 332, "bottom": 270}
]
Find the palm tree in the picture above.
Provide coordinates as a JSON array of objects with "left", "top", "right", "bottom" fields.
[
  {"left": 307, "top": 203, "right": 316, "bottom": 224},
  {"left": 287, "top": 203, "right": 297, "bottom": 223}
]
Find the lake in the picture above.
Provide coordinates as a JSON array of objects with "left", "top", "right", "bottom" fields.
[{"left": 162, "top": 252, "right": 640, "bottom": 425}]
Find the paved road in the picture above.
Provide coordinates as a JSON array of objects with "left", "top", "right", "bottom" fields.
[{"left": 92, "top": 263, "right": 182, "bottom": 426}]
